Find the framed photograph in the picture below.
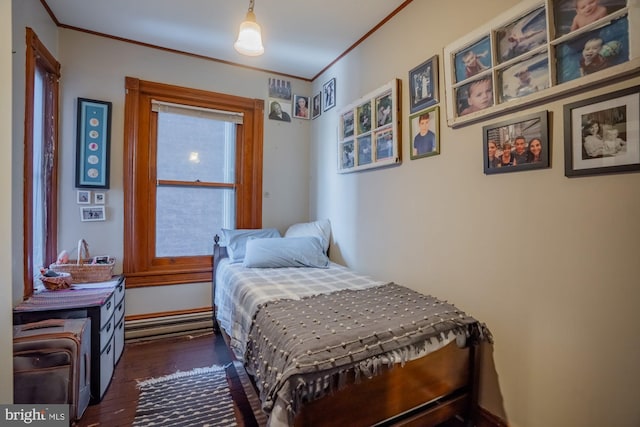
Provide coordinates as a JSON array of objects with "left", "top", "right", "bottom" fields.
[
  {"left": 312, "top": 92, "right": 322, "bottom": 119},
  {"left": 323, "top": 78, "right": 336, "bottom": 111},
  {"left": 483, "top": 111, "right": 549, "bottom": 174},
  {"left": 497, "top": 53, "right": 549, "bottom": 103},
  {"left": 293, "top": 94, "right": 310, "bottom": 119},
  {"left": 94, "top": 192, "right": 105, "bottom": 204},
  {"left": 456, "top": 77, "right": 494, "bottom": 117},
  {"left": 495, "top": 6, "right": 546, "bottom": 64},
  {"left": 75, "top": 98, "right": 112, "bottom": 189},
  {"left": 564, "top": 85, "right": 640, "bottom": 177},
  {"left": 268, "top": 99, "right": 292, "bottom": 122},
  {"left": 553, "top": 0, "right": 626, "bottom": 37},
  {"left": 556, "top": 16, "right": 629, "bottom": 85},
  {"left": 409, "top": 55, "right": 439, "bottom": 114},
  {"left": 268, "top": 78, "right": 292, "bottom": 100},
  {"left": 77, "top": 190, "right": 91, "bottom": 204},
  {"left": 338, "top": 79, "right": 401, "bottom": 173},
  {"left": 410, "top": 106, "right": 440, "bottom": 160},
  {"left": 454, "top": 36, "right": 491, "bottom": 83},
  {"left": 80, "top": 206, "right": 106, "bottom": 222}
]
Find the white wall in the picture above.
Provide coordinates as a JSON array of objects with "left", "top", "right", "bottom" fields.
[
  {"left": 1, "top": 0, "right": 14, "bottom": 403},
  {"left": 310, "top": 1, "right": 640, "bottom": 427}
]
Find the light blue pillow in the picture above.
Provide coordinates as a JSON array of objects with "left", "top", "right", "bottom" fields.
[
  {"left": 221, "top": 228, "right": 281, "bottom": 262},
  {"left": 284, "top": 219, "right": 331, "bottom": 254},
  {"left": 242, "top": 236, "right": 329, "bottom": 268}
]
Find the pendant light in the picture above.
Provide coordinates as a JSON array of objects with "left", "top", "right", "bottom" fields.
[{"left": 234, "top": 0, "right": 264, "bottom": 56}]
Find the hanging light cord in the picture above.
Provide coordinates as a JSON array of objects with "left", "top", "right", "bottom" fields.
[{"left": 248, "top": 0, "right": 255, "bottom": 13}]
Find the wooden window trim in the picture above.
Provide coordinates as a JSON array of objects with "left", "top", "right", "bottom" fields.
[
  {"left": 123, "top": 77, "right": 264, "bottom": 288},
  {"left": 23, "top": 28, "right": 60, "bottom": 299}
]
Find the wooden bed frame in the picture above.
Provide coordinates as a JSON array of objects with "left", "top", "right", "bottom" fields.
[{"left": 212, "top": 237, "right": 481, "bottom": 427}]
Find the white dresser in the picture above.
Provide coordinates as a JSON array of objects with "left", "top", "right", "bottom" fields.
[{"left": 13, "top": 276, "right": 126, "bottom": 404}]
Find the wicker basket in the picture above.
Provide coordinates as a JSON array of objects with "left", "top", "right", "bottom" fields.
[
  {"left": 40, "top": 272, "right": 72, "bottom": 290},
  {"left": 49, "top": 239, "right": 115, "bottom": 283}
]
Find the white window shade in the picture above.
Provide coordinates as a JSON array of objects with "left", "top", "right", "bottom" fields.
[{"left": 151, "top": 100, "right": 244, "bottom": 124}]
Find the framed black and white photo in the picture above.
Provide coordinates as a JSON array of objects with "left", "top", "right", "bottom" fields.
[
  {"left": 94, "top": 192, "right": 105, "bottom": 204},
  {"left": 80, "top": 206, "right": 106, "bottom": 222},
  {"left": 564, "top": 85, "right": 640, "bottom": 177},
  {"left": 409, "top": 55, "right": 439, "bottom": 114},
  {"left": 323, "top": 78, "right": 336, "bottom": 111},
  {"left": 483, "top": 111, "right": 549, "bottom": 174},
  {"left": 312, "top": 92, "right": 322, "bottom": 119},
  {"left": 76, "top": 98, "right": 111, "bottom": 189}
]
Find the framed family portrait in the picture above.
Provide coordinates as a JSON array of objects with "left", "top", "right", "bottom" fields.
[
  {"left": 409, "top": 106, "right": 440, "bottom": 160},
  {"left": 564, "top": 85, "right": 640, "bottom": 177},
  {"left": 338, "top": 79, "right": 401, "bottom": 173},
  {"left": 442, "top": 0, "right": 638, "bottom": 127},
  {"left": 293, "top": 94, "right": 310, "bottom": 119},
  {"left": 323, "top": 78, "right": 336, "bottom": 111},
  {"left": 75, "top": 98, "right": 112, "bottom": 189},
  {"left": 409, "top": 55, "right": 439, "bottom": 114},
  {"left": 483, "top": 111, "right": 549, "bottom": 174}
]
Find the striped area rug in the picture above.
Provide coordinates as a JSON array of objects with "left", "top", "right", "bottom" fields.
[{"left": 134, "top": 363, "right": 265, "bottom": 426}]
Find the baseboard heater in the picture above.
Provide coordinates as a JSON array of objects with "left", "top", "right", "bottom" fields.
[{"left": 124, "top": 311, "right": 214, "bottom": 341}]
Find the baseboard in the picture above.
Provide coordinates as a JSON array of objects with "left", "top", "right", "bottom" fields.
[
  {"left": 125, "top": 310, "right": 214, "bottom": 341},
  {"left": 476, "top": 406, "right": 508, "bottom": 427}
]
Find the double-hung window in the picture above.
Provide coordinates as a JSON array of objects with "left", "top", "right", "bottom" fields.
[{"left": 123, "top": 78, "right": 264, "bottom": 287}]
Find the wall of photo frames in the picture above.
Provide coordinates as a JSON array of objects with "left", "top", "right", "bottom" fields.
[
  {"left": 443, "top": 0, "right": 639, "bottom": 127},
  {"left": 337, "top": 79, "right": 401, "bottom": 173}
]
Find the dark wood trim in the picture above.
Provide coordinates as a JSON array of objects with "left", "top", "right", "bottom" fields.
[
  {"left": 476, "top": 406, "right": 508, "bottom": 427},
  {"left": 123, "top": 77, "right": 263, "bottom": 287},
  {"left": 23, "top": 27, "right": 60, "bottom": 299},
  {"left": 124, "top": 307, "right": 211, "bottom": 322}
]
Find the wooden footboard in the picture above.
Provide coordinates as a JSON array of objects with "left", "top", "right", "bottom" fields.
[{"left": 293, "top": 339, "right": 476, "bottom": 427}]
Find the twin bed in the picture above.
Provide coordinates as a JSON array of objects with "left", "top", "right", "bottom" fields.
[{"left": 212, "top": 221, "right": 491, "bottom": 427}]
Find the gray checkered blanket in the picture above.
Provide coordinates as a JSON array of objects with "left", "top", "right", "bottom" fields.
[{"left": 215, "top": 258, "right": 385, "bottom": 359}]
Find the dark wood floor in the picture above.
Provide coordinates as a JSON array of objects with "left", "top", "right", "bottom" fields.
[
  {"left": 77, "top": 330, "right": 463, "bottom": 427},
  {"left": 77, "top": 331, "right": 235, "bottom": 427}
]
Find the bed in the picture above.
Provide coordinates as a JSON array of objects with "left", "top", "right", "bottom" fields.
[{"left": 212, "top": 221, "right": 491, "bottom": 427}]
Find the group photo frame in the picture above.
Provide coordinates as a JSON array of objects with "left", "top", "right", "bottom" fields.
[
  {"left": 482, "top": 110, "right": 549, "bottom": 174},
  {"left": 409, "top": 55, "right": 439, "bottom": 114},
  {"left": 80, "top": 205, "right": 106, "bottom": 222},
  {"left": 564, "top": 85, "right": 640, "bottom": 177}
]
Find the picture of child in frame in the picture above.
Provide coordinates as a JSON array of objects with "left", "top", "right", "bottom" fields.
[
  {"left": 457, "top": 77, "right": 494, "bottom": 117},
  {"left": 556, "top": 15, "right": 628, "bottom": 84},
  {"left": 553, "top": 0, "right": 626, "bottom": 37},
  {"left": 454, "top": 36, "right": 492, "bottom": 83}
]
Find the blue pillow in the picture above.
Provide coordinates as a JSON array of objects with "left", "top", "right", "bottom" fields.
[
  {"left": 221, "top": 228, "right": 281, "bottom": 262},
  {"left": 242, "top": 237, "right": 329, "bottom": 268}
]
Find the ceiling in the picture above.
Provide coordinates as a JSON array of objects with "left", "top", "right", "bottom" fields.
[{"left": 44, "top": 0, "right": 410, "bottom": 81}]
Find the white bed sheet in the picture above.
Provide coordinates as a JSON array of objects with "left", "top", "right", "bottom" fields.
[{"left": 214, "top": 258, "right": 385, "bottom": 360}]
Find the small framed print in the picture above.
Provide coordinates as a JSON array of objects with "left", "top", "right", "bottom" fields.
[
  {"left": 76, "top": 98, "right": 111, "bottom": 189},
  {"left": 312, "top": 92, "right": 322, "bottom": 119},
  {"left": 409, "top": 55, "right": 439, "bottom": 114},
  {"left": 564, "top": 85, "right": 640, "bottom": 177},
  {"left": 80, "top": 206, "right": 106, "bottom": 222},
  {"left": 323, "top": 78, "right": 336, "bottom": 111},
  {"left": 293, "top": 94, "right": 310, "bottom": 119},
  {"left": 410, "top": 106, "right": 440, "bottom": 160},
  {"left": 77, "top": 190, "right": 91, "bottom": 204},
  {"left": 94, "top": 192, "right": 105, "bottom": 204}
]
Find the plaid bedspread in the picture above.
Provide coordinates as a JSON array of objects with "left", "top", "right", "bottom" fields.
[{"left": 215, "top": 258, "right": 385, "bottom": 359}]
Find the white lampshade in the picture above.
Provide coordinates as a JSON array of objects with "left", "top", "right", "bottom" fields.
[{"left": 234, "top": 10, "right": 264, "bottom": 56}]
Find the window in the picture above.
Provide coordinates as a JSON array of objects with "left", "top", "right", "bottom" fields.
[
  {"left": 23, "top": 28, "right": 60, "bottom": 298},
  {"left": 123, "top": 78, "right": 264, "bottom": 287}
]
